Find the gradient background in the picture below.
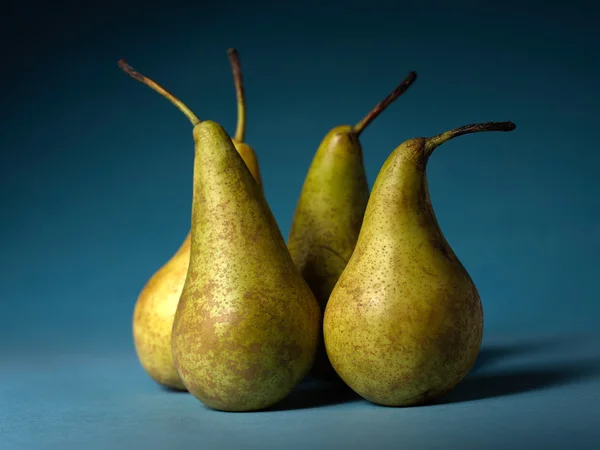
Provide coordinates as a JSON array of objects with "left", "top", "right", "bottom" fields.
[{"left": 1, "top": 1, "right": 599, "bottom": 449}]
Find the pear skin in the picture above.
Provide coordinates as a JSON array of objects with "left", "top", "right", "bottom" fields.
[
  {"left": 288, "top": 72, "right": 417, "bottom": 380},
  {"left": 121, "top": 50, "right": 262, "bottom": 391},
  {"left": 323, "top": 121, "right": 516, "bottom": 406},
  {"left": 172, "top": 121, "right": 321, "bottom": 412},
  {"left": 133, "top": 235, "right": 191, "bottom": 390}
]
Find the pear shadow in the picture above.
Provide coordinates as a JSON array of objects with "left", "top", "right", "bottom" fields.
[
  {"left": 470, "top": 333, "right": 590, "bottom": 374},
  {"left": 436, "top": 332, "right": 600, "bottom": 405},
  {"left": 159, "top": 385, "right": 189, "bottom": 394},
  {"left": 266, "top": 377, "right": 360, "bottom": 411},
  {"left": 438, "top": 359, "right": 600, "bottom": 404}
]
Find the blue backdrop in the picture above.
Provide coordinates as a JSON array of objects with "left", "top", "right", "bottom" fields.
[{"left": 1, "top": 1, "right": 599, "bottom": 449}]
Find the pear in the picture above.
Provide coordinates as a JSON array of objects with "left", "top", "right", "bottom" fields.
[
  {"left": 119, "top": 49, "right": 262, "bottom": 391},
  {"left": 131, "top": 235, "right": 191, "bottom": 390},
  {"left": 287, "top": 71, "right": 417, "bottom": 380},
  {"left": 323, "top": 121, "right": 517, "bottom": 406},
  {"left": 117, "top": 59, "right": 321, "bottom": 412}
]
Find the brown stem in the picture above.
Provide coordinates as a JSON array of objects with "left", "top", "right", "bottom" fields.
[
  {"left": 353, "top": 71, "right": 418, "bottom": 137},
  {"left": 227, "top": 49, "right": 246, "bottom": 142},
  {"left": 117, "top": 59, "right": 201, "bottom": 126},
  {"left": 425, "top": 121, "right": 516, "bottom": 156}
]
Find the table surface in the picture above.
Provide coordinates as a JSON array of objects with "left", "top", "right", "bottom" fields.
[{"left": 2, "top": 331, "right": 599, "bottom": 450}]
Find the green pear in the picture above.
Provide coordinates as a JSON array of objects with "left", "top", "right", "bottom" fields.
[
  {"left": 288, "top": 71, "right": 418, "bottom": 380},
  {"left": 323, "top": 121, "right": 517, "bottom": 406},
  {"left": 116, "top": 60, "right": 321, "bottom": 412},
  {"left": 119, "top": 50, "right": 263, "bottom": 391},
  {"left": 173, "top": 122, "right": 321, "bottom": 411}
]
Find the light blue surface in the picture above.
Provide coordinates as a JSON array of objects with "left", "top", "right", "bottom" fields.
[{"left": 3, "top": 332, "right": 599, "bottom": 450}]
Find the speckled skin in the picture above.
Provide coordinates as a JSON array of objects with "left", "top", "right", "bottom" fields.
[
  {"left": 323, "top": 138, "right": 484, "bottom": 407},
  {"left": 171, "top": 121, "right": 321, "bottom": 412},
  {"left": 132, "top": 138, "right": 263, "bottom": 391},
  {"left": 287, "top": 125, "right": 369, "bottom": 380}
]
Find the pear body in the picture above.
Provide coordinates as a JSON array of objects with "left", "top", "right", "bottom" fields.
[
  {"left": 288, "top": 125, "right": 369, "bottom": 380},
  {"left": 133, "top": 234, "right": 191, "bottom": 390},
  {"left": 132, "top": 139, "right": 262, "bottom": 390},
  {"left": 232, "top": 138, "right": 263, "bottom": 187},
  {"left": 172, "top": 121, "right": 321, "bottom": 412},
  {"left": 323, "top": 139, "right": 483, "bottom": 406}
]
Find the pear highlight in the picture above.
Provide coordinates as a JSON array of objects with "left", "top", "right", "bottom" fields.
[
  {"left": 120, "top": 50, "right": 263, "bottom": 391},
  {"left": 323, "top": 121, "right": 516, "bottom": 406},
  {"left": 287, "top": 71, "right": 418, "bottom": 380}
]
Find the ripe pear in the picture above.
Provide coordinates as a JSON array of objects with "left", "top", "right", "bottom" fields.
[
  {"left": 169, "top": 119, "right": 320, "bottom": 410},
  {"left": 131, "top": 235, "right": 191, "bottom": 390},
  {"left": 287, "top": 71, "right": 418, "bottom": 380},
  {"left": 170, "top": 118, "right": 320, "bottom": 411},
  {"left": 120, "top": 59, "right": 320, "bottom": 412},
  {"left": 119, "top": 49, "right": 262, "bottom": 391},
  {"left": 323, "top": 121, "right": 517, "bottom": 406}
]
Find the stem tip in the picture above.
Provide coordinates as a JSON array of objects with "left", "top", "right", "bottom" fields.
[{"left": 353, "top": 71, "right": 418, "bottom": 137}]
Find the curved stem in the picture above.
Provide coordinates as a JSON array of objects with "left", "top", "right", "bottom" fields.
[
  {"left": 353, "top": 71, "right": 417, "bottom": 137},
  {"left": 117, "top": 59, "right": 201, "bottom": 127},
  {"left": 227, "top": 49, "right": 246, "bottom": 142},
  {"left": 425, "top": 121, "right": 516, "bottom": 156}
]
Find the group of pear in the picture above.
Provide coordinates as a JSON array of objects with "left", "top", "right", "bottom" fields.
[{"left": 120, "top": 49, "right": 516, "bottom": 412}]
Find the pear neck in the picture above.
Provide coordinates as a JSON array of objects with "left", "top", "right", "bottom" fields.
[
  {"left": 317, "top": 126, "right": 363, "bottom": 161},
  {"left": 390, "top": 161, "right": 429, "bottom": 212},
  {"left": 367, "top": 141, "right": 430, "bottom": 219},
  {"left": 189, "top": 121, "right": 258, "bottom": 228}
]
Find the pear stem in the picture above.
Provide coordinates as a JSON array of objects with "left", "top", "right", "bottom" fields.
[
  {"left": 353, "top": 71, "right": 418, "bottom": 137},
  {"left": 228, "top": 49, "right": 246, "bottom": 143},
  {"left": 425, "top": 121, "right": 517, "bottom": 156},
  {"left": 117, "top": 59, "right": 201, "bottom": 127}
]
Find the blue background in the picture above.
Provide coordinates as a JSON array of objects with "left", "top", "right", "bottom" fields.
[{"left": 1, "top": 1, "right": 599, "bottom": 449}]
